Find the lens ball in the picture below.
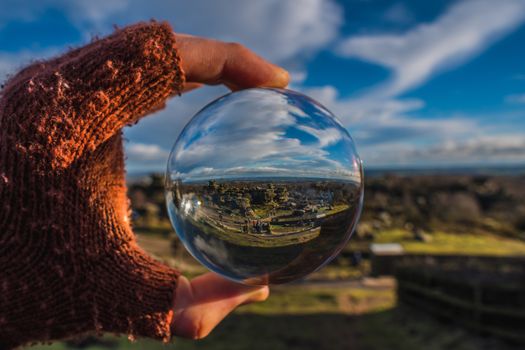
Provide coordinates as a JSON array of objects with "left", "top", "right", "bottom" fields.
[{"left": 166, "top": 88, "right": 363, "bottom": 285}]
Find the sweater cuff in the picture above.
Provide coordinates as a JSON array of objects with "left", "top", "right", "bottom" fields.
[{"left": 89, "top": 242, "right": 180, "bottom": 342}]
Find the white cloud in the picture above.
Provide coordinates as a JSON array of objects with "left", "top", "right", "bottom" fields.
[
  {"left": 3, "top": 0, "right": 524, "bottom": 169},
  {"left": 300, "top": 80, "right": 525, "bottom": 167},
  {"left": 1, "top": 0, "right": 343, "bottom": 89},
  {"left": 350, "top": 133, "right": 525, "bottom": 167},
  {"left": 65, "top": 0, "right": 128, "bottom": 29},
  {"left": 125, "top": 142, "right": 170, "bottom": 162},
  {"left": 303, "top": 85, "right": 425, "bottom": 124},
  {"left": 173, "top": 164, "right": 358, "bottom": 182},
  {"left": 337, "top": 0, "right": 525, "bottom": 96},
  {"left": 150, "top": 0, "right": 343, "bottom": 63},
  {"left": 0, "top": 0, "right": 127, "bottom": 33},
  {"left": 124, "top": 86, "right": 228, "bottom": 150},
  {"left": 169, "top": 89, "right": 358, "bottom": 181},
  {"left": 289, "top": 71, "right": 308, "bottom": 86},
  {"left": 165, "top": 0, "right": 343, "bottom": 62},
  {"left": 408, "top": 134, "right": 525, "bottom": 163},
  {"left": 0, "top": 0, "right": 342, "bottom": 64},
  {"left": 296, "top": 0, "right": 525, "bottom": 167},
  {"left": 506, "top": 93, "right": 525, "bottom": 104},
  {"left": 296, "top": 124, "right": 342, "bottom": 147},
  {"left": 0, "top": 0, "right": 342, "bottom": 170},
  {"left": 303, "top": 86, "right": 475, "bottom": 139}
]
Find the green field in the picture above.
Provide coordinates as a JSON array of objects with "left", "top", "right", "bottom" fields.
[
  {"left": 26, "top": 230, "right": 525, "bottom": 350},
  {"left": 372, "top": 229, "right": 525, "bottom": 255},
  {"left": 185, "top": 201, "right": 351, "bottom": 248},
  {"left": 188, "top": 214, "right": 322, "bottom": 248},
  {"left": 31, "top": 279, "right": 519, "bottom": 350}
]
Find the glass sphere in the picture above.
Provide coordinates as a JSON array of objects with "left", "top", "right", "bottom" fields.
[{"left": 166, "top": 88, "right": 363, "bottom": 285}]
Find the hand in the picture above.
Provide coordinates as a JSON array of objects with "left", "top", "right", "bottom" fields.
[
  {"left": 170, "top": 34, "right": 289, "bottom": 339},
  {"left": 172, "top": 273, "right": 269, "bottom": 339},
  {"left": 0, "top": 23, "right": 286, "bottom": 347},
  {"left": 176, "top": 33, "right": 290, "bottom": 92}
]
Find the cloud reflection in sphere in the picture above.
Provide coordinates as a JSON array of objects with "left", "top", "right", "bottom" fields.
[{"left": 166, "top": 88, "right": 363, "bottom": 285}]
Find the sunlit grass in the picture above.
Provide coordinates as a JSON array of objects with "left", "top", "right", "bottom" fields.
[
  {"left": 373, "top": 229, "right": 525, "bottom": 255},
  {"left": 33, "top": 227, "right": 522, "bottom": 349},
  {"left": 31, "top": 285, "right": 396, "bottom": 350}
]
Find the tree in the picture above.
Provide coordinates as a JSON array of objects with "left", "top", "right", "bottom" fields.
[
  {"left": 208, "top": 180, "right": 218, "bottom": 191},
  {"left": 242, "top": 194, "right": 251, "bottom": 208},
  {"left": 275, "top": 187, "right": 289, "bottom": 203}
]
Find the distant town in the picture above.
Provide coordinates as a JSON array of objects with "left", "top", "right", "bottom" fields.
[{"left": 170, "top": 178, "right": 360, "bottom": 247}]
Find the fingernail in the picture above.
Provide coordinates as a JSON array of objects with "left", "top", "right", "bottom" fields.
[
  {"left": 264, "top": 65, "right": 289, "bottom": 88},
  {"left": 250, "top": 286, "right": 270, "bottom": 301},
  {"left": 275, "top": 67, "right": 290, "bottom": 87}
]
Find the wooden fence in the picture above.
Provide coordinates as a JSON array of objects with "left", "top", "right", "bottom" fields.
[
  {"left": 371, "top": 253, "right": 525, "bottom": 277},
  {"left": 393, "top": 254, "right": 525, "bottom": 344}
]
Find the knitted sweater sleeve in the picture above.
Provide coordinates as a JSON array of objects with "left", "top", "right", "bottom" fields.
[{"left": 0, "top": 22, "right": 185, "bottom": 348}]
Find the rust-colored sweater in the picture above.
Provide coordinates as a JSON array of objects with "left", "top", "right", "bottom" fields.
[{"left": 0, "top": 22, "right": 185, "bottom": 349}]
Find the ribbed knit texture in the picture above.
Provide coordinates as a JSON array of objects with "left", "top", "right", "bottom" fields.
[{"left": 0, "top": 22, "right": 185, "bottom": 349}]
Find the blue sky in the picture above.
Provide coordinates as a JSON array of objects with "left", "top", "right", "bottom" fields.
[
  {"left": 1, "top": 0, "right": 525, "bottom": 172},
  {"left": 168, "top": 89, "right": 361, "bottom": 182}
]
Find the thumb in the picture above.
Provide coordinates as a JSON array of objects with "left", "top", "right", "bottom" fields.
[{"left": 171, "top": 273, "right": 269, "bottom": 339}]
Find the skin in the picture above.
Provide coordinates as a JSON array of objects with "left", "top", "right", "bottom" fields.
[{"left": 171, "top": 33, "right": 290, "bottom": 339}]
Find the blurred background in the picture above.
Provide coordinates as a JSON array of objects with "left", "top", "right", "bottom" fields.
[{"left": 1, "top": 0, "right": 524, "bottom": 349}]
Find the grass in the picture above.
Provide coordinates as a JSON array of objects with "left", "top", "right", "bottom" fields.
[
  {"left": 352, "top": 307, "right": 509, "bottom": 350},
  {"left": 133, "top": 220, "right": 173, "bottom": 236},
  {"left": 306, "top": 260, "right": 371, "bottom": 281},
  {"left": 30, "top": 284, "right": 395, "bottom": 350},
  {"left": 373, "top": 229, "right": 525, "bottom": 256},
  {"left": 29, "top": 282, "right": 519, "bottom": 350},
  {"left": 239, "top": 288, "right": 339, "bottom": 314},
  {"left": 29, "top": 226, "right": 525, "bottom": 350},
  {"left": 191, "top": 215, "right": 321, "bottom": 248}
]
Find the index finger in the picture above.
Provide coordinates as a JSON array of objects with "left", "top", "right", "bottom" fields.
[{"left": 175, "top": 34, "right": 289, "bottom": 90}]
